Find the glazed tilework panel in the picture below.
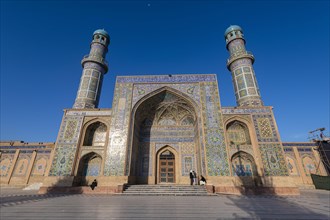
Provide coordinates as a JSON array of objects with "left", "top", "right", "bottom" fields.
[
  {"left": 49, "top": 145, "right": 77, "bottom": 176},
  {"left": 132, "top": 83, "right": 200, "bottom": 107},
  {"left": 104, "top": 83, "right": 133, "bottom": 176},
  {"left": 298, "top": 149, "right": 319, "bottom": 175},
  {"left": 57, "top": 116, "right": 84, "bottom": 144},
  {"left": 140, "top": 126, "right": 195, "bottom": 142},
  {"left": 286, "top": 156, "right": 299, "bottom": 176},
  {"left": 31, "top": 155, "right": 49, "bottom": 176},
  {"left": 222, "top": 107, "right": 271, "bottom": 114},
  {"left": 229, "top": 59, "right": 252, "bottom": 71},
  {"left": 182, "top": 155, "right": 195, "bottom": 176},
  {"left": 49, "top": 115, "right": 83, "bottom": 176},
  {"left": 252, "top": 115, "right": 279, "bottom": 142},
  {"left": 180, "top": 142, "right": 195, "bottom": 154},
  {"left": 155, "top": 143, "right": 179, "bottom": 153},
  {"left": 13, "top": 154, "right": 31, "bottom": 177},
  {"left": 0, "top": 154, "right": 15, "bottom": 177},
  {"left": 117, "top": 74, "right": 216, "bottom": 84},
  {"left": 200, "top": 82, "right": 229, "bottom": 176},
  {"left": 229, "top": 144, "right": 254, "bottom": 158},
  {"left": 259, "top": 144, "right": 288, "bottom": 176},
  {"left": 138, "top": 143, "right": 152, "bottom": 176},
  {"left": 301, "top": 156, "right": 318, "bottom": 176}
]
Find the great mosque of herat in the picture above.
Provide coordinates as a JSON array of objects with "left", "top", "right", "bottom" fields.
[{"left": 0, "top": 25, "right": 327, "bottom": 194}]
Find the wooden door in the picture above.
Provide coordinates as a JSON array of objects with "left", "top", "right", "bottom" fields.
[{"left": 159, "top": 150, "right": 175, "bottom": 183}]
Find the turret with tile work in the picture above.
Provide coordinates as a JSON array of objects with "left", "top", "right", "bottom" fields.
[
  {"left": 73, "top": 29, "right": 110, "bottom": 109},
  {"left": 225, "top": 25, "right": 263, "bottom": 107}
]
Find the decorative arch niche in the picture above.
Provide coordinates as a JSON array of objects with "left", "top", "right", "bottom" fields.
[
  {"left": 226, "top": 120, "right": 251, "bottom": 145},
  {"left": 83, "top": 121, "right": 107, "bottom": 147},
  {"left": 73, "top": 152, "right": 103, "bottom": 186},
  {"left": 286, "top": 156, "right": 299, "bottom": 176},
  {"left": 302, "top": 156, "right": 317, "bottom": 175},
  {"left": 127, "top": 88, "right": 201, "bottom": 184},
  {"left": 231, "top": 151, "right": 257, "bottom": 177}
]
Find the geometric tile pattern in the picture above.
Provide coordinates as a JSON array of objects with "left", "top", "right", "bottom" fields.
[
  {"left": 229, "top": 144, "right": 254, "bottom": 159},
  {"left": 222, "top": 107, "right": 271, "bottom": 114},
  {"left": 104, "top": 82, "right": 133, "bottom": 176},
  {"left": 180, "top": 142, "right": 195, "bottom": 154},
  {"left": 252, "top": 114, "right": 279, "bottom": 142},
  {"left": 181, "top": 155, "right": 195, "bottom": 176},
  {"left": 259, "top": 144, "right": 289, "bottom": 176},
  {"left": 64, "top": 120, "right": 78, "bottom": 140},
  {"left": 257, "top": 118, "right": 273, "bottom": 138},
  {"left": 200, "top": 82, "right": 229, "bottom": 176},
  {"left": 132, "top": 83, "right": 201, "bottom": 107}
]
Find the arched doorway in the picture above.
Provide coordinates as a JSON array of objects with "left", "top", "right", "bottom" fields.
[
  {"left": 74, "top": 152, "right": 102, "bottom": 186},
  {"left": 158, "top": 150, "right": 175, "bottom": 183},
  {"left": 127, "top": 88, "right": 201, "bottom": 185}
]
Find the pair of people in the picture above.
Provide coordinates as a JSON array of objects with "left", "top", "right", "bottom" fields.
[{"left": 190, "top": 170, "right": 207, "bottom": 185}]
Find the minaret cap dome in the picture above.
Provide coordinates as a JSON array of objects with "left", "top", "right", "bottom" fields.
[
  {"left": 224, "top": 25, "right": 243, "bottom": 37},
  {"left": 93, "top": 29, "right": 110, "bottom": 39}
]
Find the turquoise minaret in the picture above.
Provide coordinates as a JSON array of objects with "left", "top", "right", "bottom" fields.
[
  {"left": 73, "top": 29, "right": 110, "bottom": 109},
  {"left": 225, "top": 25, "right": 263, "bottom": 107}
]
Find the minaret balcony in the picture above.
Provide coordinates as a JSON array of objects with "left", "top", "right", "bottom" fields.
[
  {"left": 81, "top": 55, "right": 108, "bottom": 72},
  {"left": 227, "top": 51, "right": 255, "bottom": 69}
]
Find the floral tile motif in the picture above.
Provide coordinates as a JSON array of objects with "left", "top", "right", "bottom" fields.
[
  {"left": 49, "top": 145, "right": 77, "bottom": 176},
  {"left": 0, "top": 154, "right": 14, "bottom": 177},
  {"left": 200, "top": 82, "right": 229, "bottom": 176},
  {"left": 13, "top": 154, "right": 31, "bottom": 177},
  {"left": 49, "top": 115, "right": 83, "bottom": 176},
  {"left": 31, "top": 155, "right": 49, "bottom": 176},
  {"left": 259, "top": 143, "right": 288, "bottom": 176}
]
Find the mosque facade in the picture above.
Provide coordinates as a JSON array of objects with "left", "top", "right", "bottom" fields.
[{"left": 0, "top": 26, "right": 327, "bottom": 194}]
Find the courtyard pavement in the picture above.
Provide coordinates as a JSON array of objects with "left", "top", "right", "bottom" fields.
[{"left": 0, "top": 187, "right": 329, "bottom": 219}]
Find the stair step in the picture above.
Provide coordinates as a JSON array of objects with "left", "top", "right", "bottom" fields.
[{"left": 123, "top": 185, "right": 209, "bottom": 196}]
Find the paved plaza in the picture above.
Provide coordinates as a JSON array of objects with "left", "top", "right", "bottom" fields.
[{"left": 0, "top": 188, "right": 329, "bottom": 219}]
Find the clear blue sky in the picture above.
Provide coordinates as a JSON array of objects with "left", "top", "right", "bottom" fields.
[{"left": 1, "top": 0, "right": 329, "bottom": 142}]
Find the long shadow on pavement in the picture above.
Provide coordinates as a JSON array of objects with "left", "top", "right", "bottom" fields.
[{"left": 225, "top": 193, "right": 329, "bottom": 219}]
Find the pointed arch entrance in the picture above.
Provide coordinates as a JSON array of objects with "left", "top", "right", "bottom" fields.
[
  {"left": 74, "top": 152, "right": 102, "bottom": 186},
  {"left": 127, "top": 87, "right": 202, "bottom": 185},
  {"left": 156, "top": 147, "right": 178, "bottom": 184}
]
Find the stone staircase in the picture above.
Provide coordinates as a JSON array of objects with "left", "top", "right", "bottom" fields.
[{"left": 122, "top": 185, "right": 210, "bottom": 196}]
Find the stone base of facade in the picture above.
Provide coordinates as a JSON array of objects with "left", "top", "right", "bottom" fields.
[
  {"left": 214, "top": 186, "right": 300, "bottom": 195},
  {"left": 206, "top": 176, "right": 300, "bottom": 195},
  {"left": 38, "top": 185, "right": 125, "bottom": 194}
]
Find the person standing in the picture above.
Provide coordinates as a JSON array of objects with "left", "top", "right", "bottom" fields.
[
  {"left": 189, "top": 170, "right": 194, "bottom": 185},
  {"left": 193, "top": 171, "right": 197, "bottom": 185}
]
